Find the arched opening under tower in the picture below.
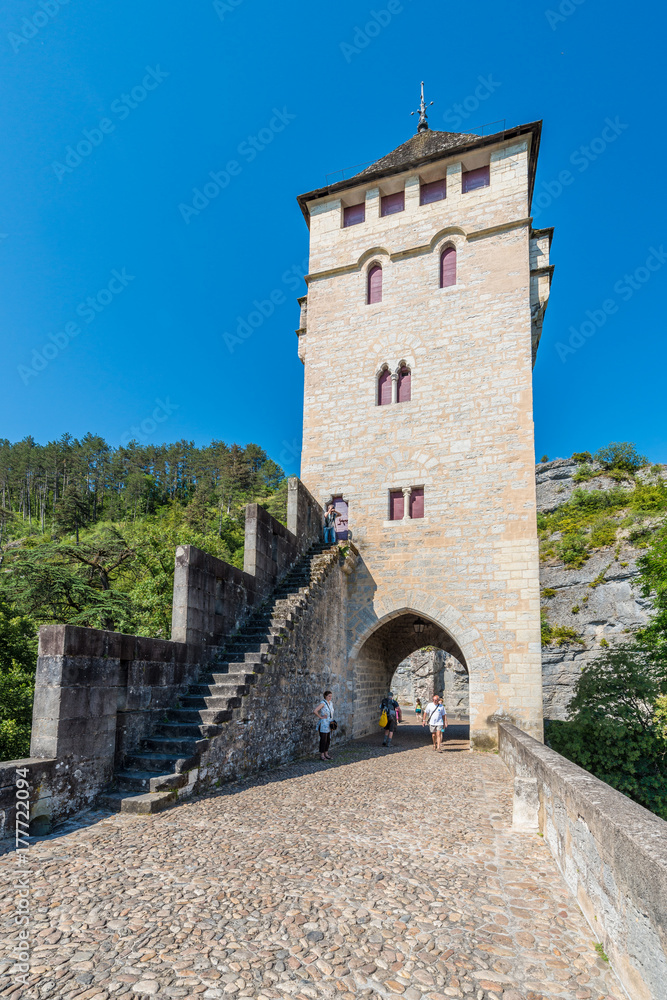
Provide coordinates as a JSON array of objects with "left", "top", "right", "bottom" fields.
[
  {"left": 351, "top": 611, "right": 469, "bottom": 738},
  {"left": 391, "top": 649, "right": 469, "bottom": 720}
]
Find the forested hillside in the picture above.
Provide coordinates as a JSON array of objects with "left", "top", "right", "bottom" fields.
[{"left": 0, "top": 434, "right": 288, "bottom": 759}]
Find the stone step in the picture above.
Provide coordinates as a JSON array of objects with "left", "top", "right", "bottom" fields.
[
  {"left": 99, "top": 789, "right": 178, "bottom": 815},
  {"left": 166, "top": 706, "right": 233, "bottom": 725},
  {"left": 208, "top": 671, "right": 256, "bottom": 686},
  {"left": 124, "top": 751, "right": 199, "bottom": 774},
  {"left": 114, "top": 769, "right": 189, "bottom": 794},
  {"left": 189, "top": 676, "right": 256, "bottom": 694},
  {"left": 114, "top": 770, "right": 158, "bottom": 793},
  {"left": 141, "top": 736, "right": 208, "bottom": 756},
  {"left": 155, "top": 721, "right": 205, "bottom": 739},
  {"left": 222, "top": 643, "right": 273, "bottom": 657},
  {"left": 178, "top": 694, "right": 243, "bottom": 711},
  {"left": 217, "top": 660, "right": 266, "bottom": 675}
]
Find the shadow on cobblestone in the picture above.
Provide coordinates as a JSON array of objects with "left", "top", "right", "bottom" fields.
[
  {"left": 0, "top": 713, "right": 623, "bottom": 1000},
  {"left": 213, "top": 720, "right": 471, "bottom": 802}
]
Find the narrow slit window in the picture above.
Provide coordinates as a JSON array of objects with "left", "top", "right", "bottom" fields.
[
  {"left": 389, "top": 490, "right": 404, "bottom": 521},
  {"left": 368, "top": 264, "right": 382, "bottom": 304},
  {"left": 410, "top": 488, "right": 424, "bottom": 519},
  {"left": 420, "top": 178, "right": 446, "bottom": 205},
  {"left": 381, "top": 191, "right": 405, "bottom": 217},
  {"left": 343, "top": 202, "right": 365, "bottom": 227},
  {"left": 440, "top": 247, "right": 457, "bottom": 288},
  {"left": 397, "top": 367, "right": 411, "bottom": 403},
  {"left": 462, "top": 165, "right": 490, "bottom": 193},
  {"left": 377, "top": 368, "right": 392, "bottom": 406}
]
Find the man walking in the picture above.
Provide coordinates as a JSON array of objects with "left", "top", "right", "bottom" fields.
[
  {"left": 380, "top": 691, "right": 399, "bottom": 748},
  {"left": 422, "top": 694, "right": 447, "bottom": 752}
]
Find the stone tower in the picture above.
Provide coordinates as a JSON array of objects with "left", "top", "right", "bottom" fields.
[{"left": 296, "top": 113, "right": 553, "bottom": 747}]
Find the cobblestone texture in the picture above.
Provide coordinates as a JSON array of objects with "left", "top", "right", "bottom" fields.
[{"left": 0, "top": 716, "right": 621, "bottom": 1000}]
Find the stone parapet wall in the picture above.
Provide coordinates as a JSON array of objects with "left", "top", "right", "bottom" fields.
[
  {"left": 172, "top": 477, "right": 323, "bottom": 648},
  {"left": 0, "top": 756, "right": 104, "bottom": 840},
  {"left": 498, "top": 722, "right": 667, "bottom": 1000},
  {"left": 20, "top": 625, "right": 204, "bottom": 832}
]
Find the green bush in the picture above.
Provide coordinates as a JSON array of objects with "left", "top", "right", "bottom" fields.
[
  {"left": 594, "top": 441, "right": 648, "bottom": 474},
  {"left": 590, "top": 519, "right": 617, "bottom": 549},
  {"left": 556, "top": 530, "right": 589, "bottom": 567},
  {"left": 541, "top": 611, "right": 584, "bottom": 646},
  {"left": 0, "top": 600, "right": 37, "bottom": 762},
  {"left": 573, "top": 465, "right": 594, "bottom": 482},
  {"left": 637, "top": 525, "right": 667, "bottom": 651},
  {"left": 0, "top": 719, "right": 31, "bottom": 761},
  {"left": 572, "top": 451, "right": 593, "bottom": 463},
  {"left": 547, "top": 644, "right": 667, "bottom": 819}
]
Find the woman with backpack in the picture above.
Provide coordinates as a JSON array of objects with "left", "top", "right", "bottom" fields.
[
  {"left": 314, "top": 690, "right": 336, "bottom": 760},
  {"left": 380, "top": 692, "right": 399, "bottom": 748}
]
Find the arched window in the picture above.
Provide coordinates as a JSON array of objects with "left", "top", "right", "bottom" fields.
[
  {"left": 440, "top": 246, "right": 456, "bottom": 288},
  {"left": 377, "top": 367, "right": 392, "bottom": 406},
  {"left": 368, "top": 264, "right": 382, "bottom": 304},
  {"left": 397, "top": 366, "right": 411, "bottom": 403}
]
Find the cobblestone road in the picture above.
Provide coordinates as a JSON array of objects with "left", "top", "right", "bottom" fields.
[{"left": 1, "top": 717, "right": 622, "bottom": 1000}]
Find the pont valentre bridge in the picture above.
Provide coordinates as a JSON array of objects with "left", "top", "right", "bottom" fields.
[{"left": 2, "top": 108, "right": 667, "bottom": 999}]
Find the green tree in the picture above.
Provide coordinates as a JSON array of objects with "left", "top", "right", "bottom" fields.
[
  {"left": 0, "top": 598, "right": 37, "bottom": 760},
  {"left": 636, "top": 523, "right": 667, "bottom": 651},
  {"left": 594, "top": 441, "right": 648, "bottom": 473},
  {"left": 547, "top": 644, "right": 667, "bottom": 818},
  {"left": 54, "top": 483, "right": 89, "bottom": 542}
]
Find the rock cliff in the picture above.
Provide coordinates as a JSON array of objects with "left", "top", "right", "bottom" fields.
[{"left": 537, "top": 457, "right": 662, "bottom": 719}]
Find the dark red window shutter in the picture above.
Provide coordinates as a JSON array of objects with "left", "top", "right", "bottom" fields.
[
  {"left": 381, "top": 191, "right": 405, "bottom": 217},
  {"left": 344, "top": 202, "right": 365, "bottom": 227},
  {"left": 410, "top": 488, "right": 424, "bottom": 519},
  {"left": 440, "top": 247, "right": 457, "bottom": 288},
  {"left": 368, "top": 264, "right": 382, "bottom": 304},
  {"left": 420, "top": 178, "right": 446, "bottom": 205},
  {"left": 462, "top": 165, "right": 490, "bottom": 193},
  {"left": 378, "top": 368, "right": 392, "bottom": 406},
  {"left": 389, "top": 490, "right": 404, "bottom": 520},
  {"left": 397, "top": 368, "right": 411, "bottom": 403}
]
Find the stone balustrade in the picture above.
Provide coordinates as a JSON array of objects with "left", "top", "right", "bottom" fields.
[{"left": 499, "top": 721, "right": 667, "bottom": 1000}]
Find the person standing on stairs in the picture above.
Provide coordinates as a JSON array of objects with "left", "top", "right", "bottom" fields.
[
  {"left": 314, "top": 690, "right": 335, "bottom": 760},
  {"left": 323, "top": 503, "right": 340, "bottom": 545}
]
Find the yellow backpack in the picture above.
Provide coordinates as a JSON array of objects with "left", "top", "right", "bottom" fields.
[{"left": 379, "top": 709, "right": 388, "bottom": 728}]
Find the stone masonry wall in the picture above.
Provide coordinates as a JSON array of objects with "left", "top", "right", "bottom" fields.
[
  {"left": 299, "top": 134, "right": 546, "bottom": 746},
  {"left": 195, "top": 555, "right": 349, "bottom": 786},
  {"left": 499, "top": 722, "right": 667, "bottom": 1000}
]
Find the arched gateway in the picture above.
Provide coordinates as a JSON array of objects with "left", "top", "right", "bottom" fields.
[{"left": 296, "top": 117, "right": 553, "bottom": 747}]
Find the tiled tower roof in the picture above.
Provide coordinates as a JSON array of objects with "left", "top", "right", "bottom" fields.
[
  {"left": 352, "top": 129, "right": 482, "bottom": 178},
  {"left": 297, "top": 120, "right": 542, "bottom": 224}
]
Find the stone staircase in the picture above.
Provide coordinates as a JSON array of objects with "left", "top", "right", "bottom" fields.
[{"left": 100, "top": 540, "right": 340, "bottom": 815}]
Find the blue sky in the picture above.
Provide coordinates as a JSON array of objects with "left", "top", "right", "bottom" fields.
[{"left": 0, "top": 0, "right": 664, "bottom": 472}]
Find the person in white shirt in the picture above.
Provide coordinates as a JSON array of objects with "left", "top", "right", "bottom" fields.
[
  {"left": 422, "top": 694, "right": 447, "bottom": 752},
  {"left": 314, "top": 690, "right": 335, "bottom": 760}
]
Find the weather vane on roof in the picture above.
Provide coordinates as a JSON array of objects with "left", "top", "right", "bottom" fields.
[{"left": 411, "top": 81, "right": 434, "bottom": 133}]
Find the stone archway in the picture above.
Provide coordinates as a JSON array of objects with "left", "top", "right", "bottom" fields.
[
  {"left": 391, "top": 649, "right": 469, "bottom": 720},
  {"left": 348, "top": 608, "right": 472, "bottom": 739}
]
